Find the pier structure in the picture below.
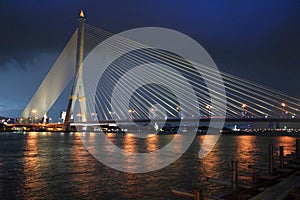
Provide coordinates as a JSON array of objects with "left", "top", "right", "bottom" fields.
[{"left": 170, "top": 139, "right": 300, "bottom": 200}]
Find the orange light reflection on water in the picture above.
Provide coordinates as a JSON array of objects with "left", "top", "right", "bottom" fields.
[
  {"left": 123, "top": 134, "right": 137, "bottom": 153},
  {"left": 106, "top": 132, "right": 116, "bottom": 138},
  {"left": 146, "top": 134, "right": 158, "bottom": 152},
  {"left": 275, "top": 136, "right": 295, "bottom": 156},
  {"left": 235, "top": 136, "right": 258, "bottom": 176},
  {"left": 198, "top": 135, "right": 222, "bottom": 179},
  {"left": 70, "top": 133, "right": 98, "bottom": 197},
  {"left": 122, "top": 134, "right": 137, "bottom": 172},
  {"left": 23, "top": 132, "right": 43, "bottom": 199},
  {"left": 237, "top": 136, "right": 257, "bottom": 161}
]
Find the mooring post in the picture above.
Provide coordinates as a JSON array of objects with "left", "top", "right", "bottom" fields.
[
  {"left": 231, "top": 161, "right": 238, "bottom": 189},
  {"left": 296, "top": 139, "right": 300, "bottom": 159},
  {"left": 252, "top": 171, "right": 259, "bottom": 182},
  {"left": 194, "top": 187, "right": 202, "bottom": 200},
  {"left": 279, "top": 146, "right": 284, "bottom": 168},
  {"left": 268, "top": 144, "right": 274, "bottom": 174}
]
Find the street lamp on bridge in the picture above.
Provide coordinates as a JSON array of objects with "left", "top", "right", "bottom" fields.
[
  {"left": 76, "top": 113, "right": 82, "bottom": 122},
  {"left": 128, "top": 109, "right": 135, "bottom": 119},
  {"left": 108, "top": 111, "right": 117, "bottom": 120},
  {"left": 31, "top": 109, "right": 37, "bottom": 124},
  {"left": 241, "top": 104, "right": 247, "bottom": 118},
  {"left": 206, "top": 105, "right": 212, "bottom": 117},
  {"left": 281, "top": 102, "right": 286, "bottom": 118},
  {"left": 150, "top": 107, "right": 157, "bottom": 119},
  {"left": 91, "top": 112, "right": 97, "bottom": 121}
]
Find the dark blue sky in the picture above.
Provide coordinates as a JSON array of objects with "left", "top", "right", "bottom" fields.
[{"left": 0, "top": 0, "right": 299, "bottom": 119}]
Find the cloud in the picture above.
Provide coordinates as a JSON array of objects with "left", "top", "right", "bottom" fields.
[
  {"left": 0, "top": 103, "right": 24, "bottom": 117},
  {"left": 0, "top": 104, "right": 8, "bottom": 109},
  {"left": 0, "top": 54, "right": 33, "bottom": 71}
]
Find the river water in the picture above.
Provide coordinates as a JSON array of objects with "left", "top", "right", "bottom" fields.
[{"left": 0, "top": 132, "right": 299, "bottom": 199}]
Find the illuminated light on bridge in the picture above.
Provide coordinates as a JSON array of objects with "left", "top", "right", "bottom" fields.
[
  {"left": 206, "top": 105, "right": 212, "bottom": 116},
  {"left": 241, "top": 104, "right": 247, "bottom": 118},
  {"left": 17, "top": 10, "right": 300, "bottom": 131},
  {"left": 79, "top": 10, "right": 84, "bottom": 18},
  {"left": 206, "top": 105, "right": 212, "bottom": 109}
]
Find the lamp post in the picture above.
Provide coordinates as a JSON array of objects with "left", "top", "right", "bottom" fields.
[
  {"left": 150, "top": 107, "right": 157, "bottom": 119},
  {"left": 128, "top": 109, "right": 134, "bottom": 119},
  {"left": 206, "top": 105, "right": 212, "bottom": 118},
  {"left": 176, "top": 106, "right": 180, "bottom": 118},
  {"left": 281, "top": 103, "right": 286, "bottom": 118},
  {"left": 241, "top": 104, "right": 247, "bottom": 118},
  {"left": 91, "top": 112, "right": 97, "bottom": 121},
  {"left": 76, "top": 113, "right": 82, "bottom": 122},
  {"left": 31, "top": 109, "right": 37, "bottom": 124},
  {"left": 109, "top": 111, "right": 116, "bottom": 120}
]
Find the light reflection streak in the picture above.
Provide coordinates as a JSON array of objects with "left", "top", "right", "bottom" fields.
[
  {"left": 236, "top": 136, "right": 257, "bottom": 179},
  {"left": 23, "top": 132, "right": 43, "bottom": 199},
  {"left": 146, "top": 134, "right": 158, "bottom": 152},
  {"left": 275, "top": 136, "right": 295, "bottom": 156},
  {"left": 123, "top": 134, "right": 137, "bottom": 153},
  {"left": 70, "top": 133, "right": 98, "bottom": 197},
  {"left": 199, "top": 135, "right": 222, "bottom": 179},
  {"left": 122, "top": 134, "right": 137, "bottom": 172}
]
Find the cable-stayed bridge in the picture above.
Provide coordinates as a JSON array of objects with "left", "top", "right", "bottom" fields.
[{"left": 18, "top": 11, "right": 300, "bottom": 132}]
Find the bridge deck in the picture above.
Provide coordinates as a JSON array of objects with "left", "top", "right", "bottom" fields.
[{"left": 72, "top": 117, "right": 300, "bottom": 124}]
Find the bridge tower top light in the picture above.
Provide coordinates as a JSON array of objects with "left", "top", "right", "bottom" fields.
[{"left": 79, "top": 10, "right": 84, "bottom": 18}]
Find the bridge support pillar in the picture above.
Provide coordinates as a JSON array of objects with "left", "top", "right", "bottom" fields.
[{"left": 64, "top": 10, "right": 87, "bottom": 128}]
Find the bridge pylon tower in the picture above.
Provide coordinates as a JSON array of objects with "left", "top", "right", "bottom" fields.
[{"left": 64, "top": 10, "right": 88, "bottom": 128}]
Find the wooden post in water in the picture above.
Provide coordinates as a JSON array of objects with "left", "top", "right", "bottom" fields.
[
  {"left": 296, "top": 139, "right": 300, "bottom": 159},
  {"left": 268, "top": 144, "right": 274, "bottom": 174},
  {"left": 193, "top": 188, "right": 201, "bottom": 200},
  {"left": 231, "top": 161, "right": 238, "bottom": 189},
  {"left": 279, "top": 146, "right": 284, "bottom": 168},
  {"left": 252, "top": 171, "right": 259, "bottom": 182}
]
